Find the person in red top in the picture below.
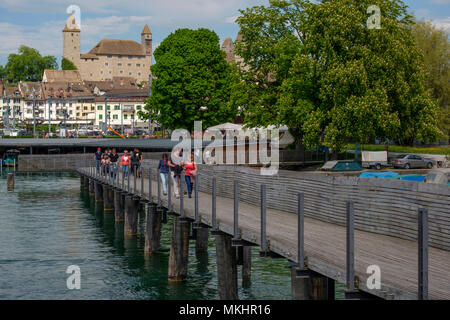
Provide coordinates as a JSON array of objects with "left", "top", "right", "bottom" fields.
[
  {"left": 183, "top": 153, "right": 198, "bottom": 198},
  {"left": 121, "top": 150, "right": 130, "bottom": 178}
]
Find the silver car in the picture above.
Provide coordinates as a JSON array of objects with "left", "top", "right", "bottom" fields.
[{"left": 391, "top": 154, "right": 436, "bottom": 169}]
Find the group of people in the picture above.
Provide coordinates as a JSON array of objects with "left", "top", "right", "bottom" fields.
[
  {"left": 94, "top": 148, "right": 143, "bottom": 180},
  {"left": 158, "top": 149, "right": 198, "bottom": 199}
]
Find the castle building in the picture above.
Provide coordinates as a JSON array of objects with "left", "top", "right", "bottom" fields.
[{"left": 62, "top": 13, "right": 152, "bottom": 84}]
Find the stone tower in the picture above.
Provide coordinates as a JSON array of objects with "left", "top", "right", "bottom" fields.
[
  {"left": 141, "top": 24, "right": 152, "bottom": 59},
  {"left": 62, "top": 13, "right": 81, "bottom": 68}
]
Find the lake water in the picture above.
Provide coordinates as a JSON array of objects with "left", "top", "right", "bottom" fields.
[{"left": 0, "top": 172, "right": 344, "bottom": 300}]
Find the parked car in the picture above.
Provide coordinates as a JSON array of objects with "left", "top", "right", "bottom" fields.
[{"left": 391, "top": 154, "right": 436, "bottom": 169}]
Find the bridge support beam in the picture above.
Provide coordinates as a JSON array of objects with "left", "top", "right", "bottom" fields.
[
  {"left": 114, "top": 190, "right": 124, "bottom": 221},
  {"left": 94, "top": 181, "right": 103, "bottom": 203},
  {"left": 84, "top": 176, "right": 89, "bottom": 190},
  {"left": 195, "top": 227, "right": 209, "bottom": 253},
  {"left": 168, "top": 217, "right": 190, "bottom": 281},
  {"left": 103, "top": 185, "right": 114, "bottom": 211},
  {"left": 124, "top": 195, "right": 139, "bottom": 236},
  {"left": 80, "top": 175, "right": 85, "bottom": 188},
  {"left": 215, "top": 233, "right": 238, "bottom": 300},
  {"left": 145, "top": 204, "right": 162, "bottom": 255}
]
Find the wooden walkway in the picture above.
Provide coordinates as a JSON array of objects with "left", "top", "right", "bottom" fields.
[{"left": 78, "top": 168, "right": 450, "bottom": 300}]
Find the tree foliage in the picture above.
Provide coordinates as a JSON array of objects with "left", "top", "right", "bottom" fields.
[
  {"left": 61, "top": 57, "right": 77, "bottom": 70},
  {"left": 3, "top": 46, "right": 57, "bottom": 83},
  {"left": 141, "top": 28, "right": 237, "bottom": 131},
  {"left": 412, "top": 20, "right": 449, "bottom": 141},
  {"left": 232, "top": 0, "right": 441, "bottom": 149}
]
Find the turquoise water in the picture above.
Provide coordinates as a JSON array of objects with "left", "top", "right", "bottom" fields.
[{"left": 0, "top": 172, "right": 345, "bottom": 300}]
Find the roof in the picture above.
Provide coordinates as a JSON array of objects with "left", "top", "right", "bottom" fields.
[
  {"left": 80, "top": 54, "right": 99, "bottom": 60},
  {"left": 43, "top": 70, "right": 82, "bottom": 83},
  {"left": 142, "top": 24, "right": 152, "bottom": 34},
  {"left": 87, "top": 39, "right": 145, "bottom": 57},
  {"left": 19, "top": 82, "right": 45, "bottom": 101},
  {"left": 3, "top": 86, "right": 21, "bottom": 98},
  {"left": 43, "top": 81, "right": 91, "bottom": 99}
]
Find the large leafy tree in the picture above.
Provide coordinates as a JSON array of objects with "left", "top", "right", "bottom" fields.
[
  {"left": 412, "top": 20, "right": 449, "bottom": 141},
  {"left": 61, "top": 57, "right": 77, "bottom": 70},
  {"left": 4, "top": 46, "right": 57, "bottom": 83},
  {"left": 141, "top": 28, "right": 237, "bottom": 131},
  {"left": 232, "top": 0, "right": 441, "bottom": 149}
]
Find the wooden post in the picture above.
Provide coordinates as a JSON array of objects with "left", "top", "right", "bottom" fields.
[
  {"left": 145, "top": 204, "right": 162, "bottom": 255},
  {"left": 114, "top": 190, "right": 124, "bottom": 222},
  {"left": 195, "top": 227, "right": 209, "bottom": 253},
  {"left": 103, "top": 185, "right": 114, "bottom": 211},
  {"left": 311, "top": 275, "right": 329, "bottom": 300},
  {"left": 168, "top": 218, "right": 190, "bottom": 281},
  {"left": 290, "top": 266, "right": 312, "bottom": 300},
  {"left": 80, "top": 175, "right": 85, "bottom": 188},
  {"left": 7, "top": 173, "right": 14, "bottom": 189},
  {"left": 215, "top": 233, "right": 238, "bottom": 300},
  {"left": 84, "top": 176, "right": 89, "bottom": 189},
  {"left": 94, "top": 181, "right": 103, "bottom": 203},
  {"left": 89, "top": 179, "right": 95, "bottom": 195},
  {"left": 242, "top": 246, "right": 252, "bottom": 285},
  {"left": 124, "top": 195, "right": 139, "bottom": 236}
]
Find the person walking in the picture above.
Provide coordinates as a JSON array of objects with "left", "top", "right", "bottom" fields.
[
  {"left": 133, "top": 148, "right": 143, "bottom": 178},
  {"left": 183, "top": 153, "right": 198, "bottom": 198},
  {"left": 130, "top": 150, "right": 140, "bottom": 177},
  {"left": 94, "top": 148, "right": 102, "bottom": 173},
  {"left": 168, "top": 149, "right": 183, "bottom": 199},
  {"left": 121, "top": 150, "right": 130, "bottom": 178},
  {"left": 158, "top": 153, "right": 170, "bottom": 195},
  {"left": 109, "top": 148, "right": 119, "bottom": 181}
]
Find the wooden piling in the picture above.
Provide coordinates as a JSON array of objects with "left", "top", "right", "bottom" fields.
[
  {"left": 242, "top": 246, "right": 252, "bottom": 285},
  {"left": 195, "top": 227, "right": 209, "bottom": 253},
  {"left": 168, "top": 217, "right": 190, "bottom": 282},
  {"left": 114, "top": 190, "right": 124, "bottom": 221},
  {"left": 124, "top": 195, "right": 139, "bottom": 236},
  {"left": 215, "top": 233, "right": 238, "bottom": 300},
  {"left": 145, "top": 204, "right": 162, "bottom": 255},
  {"left": 89, "top": 179, "right": 95, "bottom": 195},
  {"left": 7, "top": 173, "right": 14, "bottom": 189},
  {"left": 103, "top": 185, "right": 114, "bottom": 211},
  {"left": 80, "top": 175, "right": 85, "bottom": 188},
  {"left": 94, "top": 181, "right": 103, "bottom": 202},
  {"left": 290, "top": 266, "right": 312, "bottom": 300}
]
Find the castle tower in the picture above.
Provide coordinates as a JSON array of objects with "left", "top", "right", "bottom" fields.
[
  {"left": 63, "top": 13, "right": 81, "bottom": 68},
  {"left": 141, "top": 24, "right": 152, "bottom": 58}
]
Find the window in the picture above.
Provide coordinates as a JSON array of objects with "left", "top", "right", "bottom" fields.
[
  {"left": 136, "top": 105, "right": 142, "bottom": 110},
  {"left": 131, "top": 114, "right": 135, "bottom": 119},
  {"left": 118, "top": 63, "right": 122, "bottom": 66},
  {"left": 99, "top": 115, "right": 103, "bottom": 120},
  {"left": 128, "top": 63, "right": 131, "bottom": 67},
  {"left": 136, "top": 64, "right": 141, "bottom": 67},
  {"left": 105, "top": 62, "right": 109, "bottom": 66},
  {"left": 120, "top": 70, "right": 123, "bottom": 74},
  {"left": 107, "top": 105, "right": 111, "bottom": 110},
  {"left": 124, "top": 115, "right": 128, "bottom": 120},
  {"left": 113, "top": 115, "right": 118, "bottom": 120},
  {"left": 129, "top": 72, "right": 132, "bottom": 76},
  {"left": 114, "top": 105, "right": 120, "bottom": 110}
]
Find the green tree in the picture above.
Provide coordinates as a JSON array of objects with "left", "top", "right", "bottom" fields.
[
  {"left": 412, "top": 20, "right": 449, "bottom": 141},
  {"left": 141, "top": 28, "right": 237, "bottom": 131},
  {"left": 232, "top": 0, "right": 441, "bottom": 150},
  {"left": 61, "top": 57, "right": 77, "bottom": 70},
  {"left": 4, "top": 46, "right": 57, "bottom": 83}
]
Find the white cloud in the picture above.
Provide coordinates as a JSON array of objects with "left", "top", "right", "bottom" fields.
[
  {"left": 431, "top": 17, "right": 450, "bottom": 31},
  {"left": 225, "top": 16, "right": 239, "bottom": 24}
]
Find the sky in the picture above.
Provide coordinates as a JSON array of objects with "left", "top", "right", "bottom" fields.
[{"left": 0, "top": 0, "right": 448, "bottom": 66}]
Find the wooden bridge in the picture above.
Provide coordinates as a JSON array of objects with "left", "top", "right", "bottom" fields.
[{"left": 77, "top": 162, "right": 450, "bottom": 300}]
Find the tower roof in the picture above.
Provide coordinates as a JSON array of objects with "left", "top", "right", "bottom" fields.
[
  {"left": 63, "top": 13, "right": 80, "bottom": 32},
  {"left": 87, "top": 39, "right": 145, "bottom": 56},
  {"left": 141, "top": 24, "right": 152, "bottom": 35}
]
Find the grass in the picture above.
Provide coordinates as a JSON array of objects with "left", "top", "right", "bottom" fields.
[{"left": 347, "top": 144, "right": 450, "bottom": 156}]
